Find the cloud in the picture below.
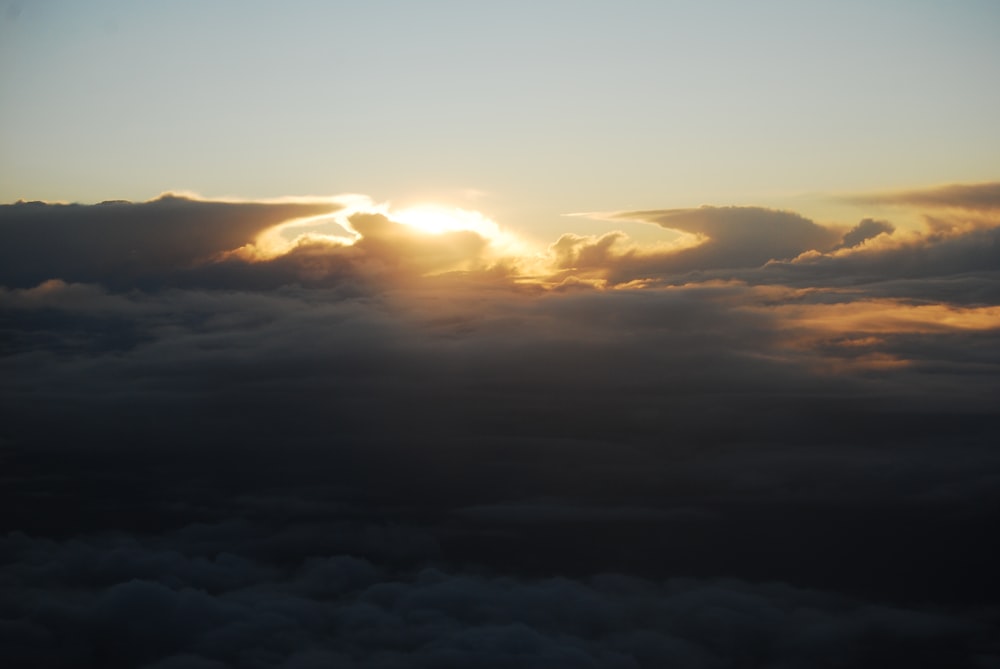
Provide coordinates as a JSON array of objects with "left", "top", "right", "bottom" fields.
[
  {"left": 0, "top": 528, "right": 992, "bottom": 669},
  {"left": 850, "top": 181, "right": 1000, "bottom": 211},
  {"left": 0, "top": 196, "right": 523, "bottom": 293},
  {"left": 835, "top": 218, "right": 895, "bottom": 249},
  {"left": 613, "top": 206, "right": 841, "bottom": 267},
  {"left": 549, "top": 207, "right": 843, "bottom": 286},
  {"left": 0, "top": 195, "right": 341, "bottom": 290},
  {"left": 2, "top": 186, "right": 999, "bottom": 666},
  {"left": 343, "top": 211, "right": 494, "bottom": 276},
  {"left": 551, "top": 231, "right": 629, "bottom": 271},
  {"left": 762, "top": 218, "right": 1000, "bottom": 297}
]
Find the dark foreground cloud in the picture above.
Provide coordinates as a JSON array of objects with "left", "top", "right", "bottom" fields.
[
  {"left": 2, "top": 191, "right": 999, "bottom": 666},
  {"left": 2, "top": 524, "right": 992, "bottom": 669}
]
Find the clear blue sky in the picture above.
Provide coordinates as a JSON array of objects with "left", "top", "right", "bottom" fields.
[{"left": 2, "top": 0, "right": 998, "bottom": 237}]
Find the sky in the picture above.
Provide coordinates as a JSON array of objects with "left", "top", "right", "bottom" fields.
[
  {"left": 3, "top": 1, "right": 999, "bottom": 234},
  {"left": 2, "top": 2, "right": 1000, "bottom": 668}
]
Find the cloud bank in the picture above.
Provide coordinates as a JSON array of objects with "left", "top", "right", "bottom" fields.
[{"left": 2, "top": 184, "right": 999, "bottom": 666}]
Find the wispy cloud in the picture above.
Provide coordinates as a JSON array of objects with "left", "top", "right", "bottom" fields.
[{"left": 848, "top": 181, "right": 1000, "bottom": 211}]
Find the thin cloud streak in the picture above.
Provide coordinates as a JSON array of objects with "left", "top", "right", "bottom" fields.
[{"left": 847, "top": 182, "right": 1000, "bottom": 211}]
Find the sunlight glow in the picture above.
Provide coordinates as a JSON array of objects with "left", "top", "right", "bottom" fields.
[
  {"left": 392, "top": 206, "right": 502, "bottom": 238},
  {"left": 389, "top": 204, "right": 540, "bottom": 264},
  {"left": 218, "top": 196, "right": 545, "bottom": 274}
]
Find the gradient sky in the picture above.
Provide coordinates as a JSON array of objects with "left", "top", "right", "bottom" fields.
[{"left": 2, "top": 0, "right": 999, "bottom": 240}]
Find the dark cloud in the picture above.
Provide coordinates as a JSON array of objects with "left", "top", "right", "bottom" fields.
[
  {"left": 762, "top": 219, "right": 1000, "bottom": 297},
  {"left": 2, "top": 191, "right": 999, "bottom": 665},
  {"left": 547, "top": 207, "right": 844, "bottom": 286},
  {"left": 0, "top": 195, "right": 340, "bottom": 290},
  {"left": 611, "top": 206, "right": 841, "bottom": 273},
  {"left": 836, "top": 217, "right": 895, "bottom": 249},
  {"left": 1, "top": 526, "right": 993, "bottom": 668}
]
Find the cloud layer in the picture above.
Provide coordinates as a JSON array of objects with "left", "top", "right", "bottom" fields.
[
  {"left": 3, "top": 525, "right": 990, "bottom": 669},
  {"left": 2, "top": 184, "right": 999, "bottom": 666}
]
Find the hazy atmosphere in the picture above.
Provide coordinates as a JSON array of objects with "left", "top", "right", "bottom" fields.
[{"left": 2, "top": 2, "right": 999, "bottom": 667}]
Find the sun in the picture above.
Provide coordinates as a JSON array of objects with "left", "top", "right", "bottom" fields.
[
  {"left": 389, "top": 204, "right": 540, "bottom": 261},
  {"left": 229, "top": 197, "right": 541, "bottom": 266},
  {"left": 390, "top": 205, "right": 503, "bottom": 239}
]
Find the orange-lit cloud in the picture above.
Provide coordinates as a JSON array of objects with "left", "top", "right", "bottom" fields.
[{"left": 766, "top": 301, "right": 1000, "bottom": 335}]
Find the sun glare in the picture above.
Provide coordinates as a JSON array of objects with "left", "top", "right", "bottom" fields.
[
  {"left": 226, "top": 196, "right": 542, "bottom": 269},
  {"left": 390, "top": 205, "right": 540, "bottom": 262},
  {"left": 391, "top": 206, "right": 502, "bottom": 239}
]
